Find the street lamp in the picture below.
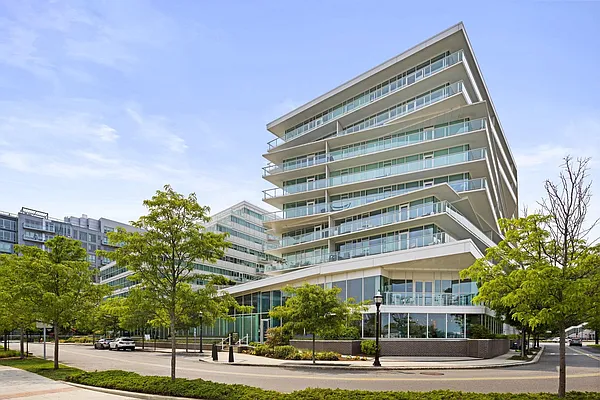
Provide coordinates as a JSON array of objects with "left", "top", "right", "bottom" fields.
[
  {"left": 199, "top": 312, "right": 203, "bottom": 353},
  {"left": 373, "top": 291, "right": 383, "bottom": 367}
]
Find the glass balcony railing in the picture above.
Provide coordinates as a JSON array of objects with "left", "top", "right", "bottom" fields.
[
  {"left": 263, "top": 118, "right": 486, "bottom": 177},
  {"left": 263, "top": 148, "right": 486, "bottom": 200},
  {"left": 265, "top": 231, "right": 453, "bottom": 273},
  {"left": 22, "top": 222, "right": 55, "bottom": 232},
  {"left": 267, "top": 50, "right": 465, "bottom": 151},
  {"left": 277, "top": 201, "right": 457, "bottom": 248},
  {"left": 263, "top": 178, "right": 487, "bottom": 221},
  {"left": 23, "top": 232, "right": 53, "bottom": 243},
  {"left": 383, "top": 292, "right": 477, "bottom": 306}
]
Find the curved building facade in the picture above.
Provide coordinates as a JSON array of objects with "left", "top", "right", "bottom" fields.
[{"left": 215, "top": 23, "right": 518, "bottom": 344}]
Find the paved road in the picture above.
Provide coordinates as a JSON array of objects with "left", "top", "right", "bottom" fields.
[{"left": 26, "top": 343, "right": 600, "bottom": 393}]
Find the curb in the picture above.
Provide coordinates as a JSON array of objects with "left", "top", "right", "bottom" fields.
[
  {"left": 65, "top": 382, "right": 195, "bottom": 400},
  {"left": 201, "top": 347, "right": 545, "bottom": 371}
]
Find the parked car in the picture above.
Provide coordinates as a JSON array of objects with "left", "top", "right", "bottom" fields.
[
  {"left": 569, "top": 337, "right": 582, "bottom": 346},
  {"left": 510, "top": 340, "right": 529, "bottom": 350},
  {"left": 94, "top": 338, "right": 112, "bottom": 349},
  {"left": 108, "top": 337, "right": 135, "bottom": 351}
]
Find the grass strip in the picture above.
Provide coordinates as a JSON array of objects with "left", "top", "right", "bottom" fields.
[{"left": 0, "top": 356, "right": 84, "bottom": 381}]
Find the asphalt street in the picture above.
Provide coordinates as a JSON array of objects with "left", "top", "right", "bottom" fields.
[{"left": 23, "top": 342, "right": 600, "bottom": 393}]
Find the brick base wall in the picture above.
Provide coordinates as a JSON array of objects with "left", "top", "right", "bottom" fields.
[
  {"left": 290, "top": 339, "right": 509, "bottom": 358},
  {"left": 290, "top": 340, "right": 361, "bottom": 355}
]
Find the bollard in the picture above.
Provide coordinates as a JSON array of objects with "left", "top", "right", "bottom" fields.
[
  {"left": 212, "top": 343, "right": 218, "bottom": 361},
  {"left": 229, "top": 344, "right": 234, "bottom": 363}
]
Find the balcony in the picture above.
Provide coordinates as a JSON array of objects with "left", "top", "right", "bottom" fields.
[
  {"left": 263, "top": 147, "right": 486, "bottom": 200},
  {"left": 267, "top": 51, "right": 465, "bottom": 151},
  {"left": 263, "top": 118, "right": 486, "bottom": 177},
  {"left": 23, "top": 232, "right": 53, "bottom": 243},
  {"left": 22, "top": 222, "right": 55, "bottom": 233},
  {"left": 277, "top": 201, "right": 456, "bottom": 249},
  {"left": 265, "top": 231, "right": 453, "bottom": 273},
  {"left": 264, "top": 178, "right": 486, "bottom": 221},
  {"left": 383, "top": 292, "right": 477, "bottom": 306}
]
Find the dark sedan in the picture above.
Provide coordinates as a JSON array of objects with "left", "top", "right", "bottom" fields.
[{"left": 94, "top": 338, "right": 112, "bottom": 349}]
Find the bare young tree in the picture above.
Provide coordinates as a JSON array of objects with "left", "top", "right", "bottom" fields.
[{"left": 538, "top": 156, "right": 599, "bottom": 398}]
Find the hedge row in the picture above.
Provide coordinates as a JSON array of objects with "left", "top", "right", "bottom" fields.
[
  {"left": 251, "top": 344, "right": 341, "bottom": 361},
  {"left": 0, "top": 349, "right": 21, "bottom": 358},
  {"left": 67, "top": 370, "right": 600, "bottom": 400}
]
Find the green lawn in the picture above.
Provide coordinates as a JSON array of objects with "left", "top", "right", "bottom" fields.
[
  {"left": 588, "top": 344, "right": 600, "bottom": 349},
  {"left": 0, "top": 357, "right": 84, "bottom": 381}
]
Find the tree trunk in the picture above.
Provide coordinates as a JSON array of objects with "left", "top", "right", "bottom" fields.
[
  {"left": 521, "top": 328, "right": 526, "bottom": 358},
  {"left": 53, "top": 323, "right": 60, "bottom": 370},
  {"left": 170, "top": 319, "right": 176, "bottom": 380},
  {"left": 19, "top": 328, "right": 24, "bottom": 359},
  {"left": 595, "top": 330, "right": 598, "bottom": 345},
  {"left": 186, "top": 331, "right": 189, "bottom": 353},
  {"left": 142, "top": 327, "right": 145, "bottom": 350},
  {"left": 312, "top": 333, "right": 316, "bottom": 365},
  {"left": 4, "top": 330, "right": 8, "bottom": 350},
  {"left": 558, "top": 324, "right": 566, "bottom": 398}
]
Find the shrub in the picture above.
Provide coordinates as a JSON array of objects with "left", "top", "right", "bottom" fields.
[
  {"left": 252, "top": 344, "right": 274, "bottom": 357},
  {"left": 265, "top": 327, "right": 290, "bottom": 347},
  {"left": 361, "top": 340, "right": 377, "bottom": 356},
  {"left": 66, "top": 371, "right": 600, "bottom": 400},
  {"left": 273, "top": 345, "right": 297, "bottom": 360},
  {"left": 320, "top": 326, "right": 360, "bottom": 340},
  {"left": 469, "top": 324, "right": 494, "bottom": 339},
  {"left": 0, "top": 350, "right": 21, "bottom": 358},
  {"left": 315, "top": 351, "right": 340, "bottom": 361}
]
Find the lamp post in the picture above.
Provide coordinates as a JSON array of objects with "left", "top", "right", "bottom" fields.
[
  {"left": 199, "top": 312, "right": 203, "bottom": 353},
  {"left": 373, "top": 291, "right": 383, "bottom": 367}
]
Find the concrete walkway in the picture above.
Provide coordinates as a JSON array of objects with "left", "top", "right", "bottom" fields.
[
  {"left": 199, "top": 347, "right": 544, "bottom": 370},
  {"left": 0, "top": 365, "right": 132, "bottom": 399}
]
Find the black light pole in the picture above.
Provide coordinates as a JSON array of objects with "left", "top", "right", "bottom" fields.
[
  {"left": 373, "top": 291, "right": 383, "bottom": 367},
  {"left": 199, "top": 312, "right": 203, "bottom": 353}
]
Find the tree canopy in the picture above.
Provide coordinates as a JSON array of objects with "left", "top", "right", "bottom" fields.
[{"left": 270, "top": 283, "right": 365, "bottom": 364}]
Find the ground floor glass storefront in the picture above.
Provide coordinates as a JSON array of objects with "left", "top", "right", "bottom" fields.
[
  {"left": 206, "top": 273, "right": 501, "bottom": 342},
  {"left": 362, "top": 312, "right": 501, "bottom": 339}
]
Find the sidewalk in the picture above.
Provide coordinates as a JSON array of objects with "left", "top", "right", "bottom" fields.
[
  {"left": 0, "top": 365, "right": 132, "bottom": 399},
  {"left": 198, "top": 346, "right": 544, "bottom": 370}
]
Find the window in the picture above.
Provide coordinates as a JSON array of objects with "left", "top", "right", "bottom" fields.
[
  {"left": 448, "top": 314, "right": 465, "bottom": 338},
  {"left": 347, "top": 278, "right": 362, "bottom": 303},
  {"left": 389, "top": 313, "right": 408, "bottom": 338},
  {"left": 409, "top": 313, "right": 427, "bottom": 338},
  {"left": 428, "top": 314, "right": 446, "bottom": 338}
]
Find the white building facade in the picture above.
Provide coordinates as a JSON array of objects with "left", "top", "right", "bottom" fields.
[
  {"left": 100, "top": 201, "right": 277, "bottom": 296},
  {"left": 216, "top": 23, "right": 518, "bottom": 343}
]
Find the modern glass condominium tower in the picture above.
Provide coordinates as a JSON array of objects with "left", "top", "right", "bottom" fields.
[{"left": 220, "top": 23, "right": 518, "bottom": 343}]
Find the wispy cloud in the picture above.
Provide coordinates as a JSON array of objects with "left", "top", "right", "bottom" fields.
[{"left": 126, "top": 106, "right": 188, "bottom": 153}]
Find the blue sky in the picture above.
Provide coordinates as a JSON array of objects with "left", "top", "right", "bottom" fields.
[{"left": 0, "top": 0, "right": 599, "bottom": 229}]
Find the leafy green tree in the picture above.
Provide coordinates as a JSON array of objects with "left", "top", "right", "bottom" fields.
[
  {"left": 269, "top": 283, "right": 365, "bottom": 364},
  {"left": 0, "top": 254, "right": 37, "bottom": 358},
  {"left": 16, "top": 236, "right": 109, "bottom": 369},
  {"left": 121, "top": 288, "right": 158, "bottom": 350},
  {"left": 461, "top": 215, "right": 547, "bottom": 358},
  {"left": 96, "top": 297, "right": 127, "bottom": 338},
  {"left": 99, "top": 185, "right": 236, "bottom": 380}
]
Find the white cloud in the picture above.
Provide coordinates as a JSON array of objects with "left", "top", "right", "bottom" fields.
[
  {"left": 126, "top": 107, "right": 188, "bottom": 153},
  {"left": 515, "top": 144, "right": 573, "bottom": 169}
]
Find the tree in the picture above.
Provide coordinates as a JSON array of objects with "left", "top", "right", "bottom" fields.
[
  {"left": 461, "top": 215, "right": 548, "bottom": 358},
  {"left": 462, "top": 157, "right": 600, "bottom": 398},
  {"left": 0, "top": 254, "right": 37, "bottom": 358},
  {"left": 121, "top": 288, "right": 158, "bottom": 350},
  {"left": 99, "top": 185, "right": 235, "bottom": 380},
  {"left": 96, "top": 297, "right": 127, "bottom": 338},
  {"left": 269, "top": 283, "right": 364, "bottom": 364},
  {"left": 17, "top": 236, "right": 109, "bottom": 369}
]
